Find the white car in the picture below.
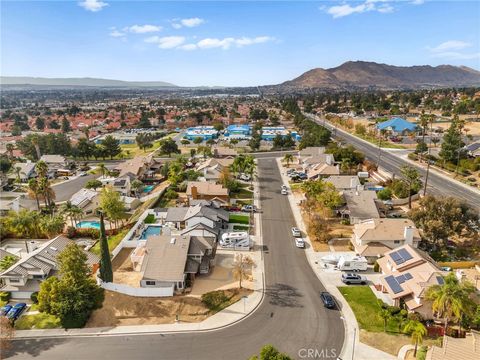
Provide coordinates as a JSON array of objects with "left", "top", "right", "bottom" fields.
[
  {"left": 291, "top": 227, "right": 301, "bottom": 237},
  {"left": 281, "top": 188, "right": 288, "bottom": 195},
  {"left": 295, "top": 238, "right": 305, "bottom": 248},
  {"left": 239, "top": 173, "right": 251, "bottom": 181}
]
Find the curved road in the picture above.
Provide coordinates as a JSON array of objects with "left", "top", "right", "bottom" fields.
[{"left": 7, "top": 158, "right": 344, "bottom": 360}]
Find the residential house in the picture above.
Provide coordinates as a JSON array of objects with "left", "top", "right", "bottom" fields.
[
  {"left": 165, "top": 204, "right": 228, "bottom": 233},
  {"left": 70, "top": 188, "right": 100, "bottom": 216},
  {"left": 377, "top": 244, "right": 445, "bottom": 318},
  {"left": 325, "top": 175, "right": 362, "bottom": 191},
  {"left": 186, "top": 181, "right": 229, "bottom": 204},
  {"left": 351, "top": 219, "right": 421, "bottom": 263},
  {"left": 212, "top": 146, "right": 239, "bottom": 158},
  {"left": 7, "top": 162, "right": 36, "bottom": 183},
  {"left": 121, "top": 196, "right": 141, "bottom": 211},
  {"left": 465, "top": 141, "right": 480, "bottom": 158},
  {"left": 340, "top": 190, "right": 381, "bottom": 224},
  {"left": 112, "top": 173, "right": 137, "bottom": 196},
  {"left": 39, "top": 155, "right": 69, "bottom": 175},
  {"left": 196, "top": 158, "right": 234, "bottom": 182},
  {"left": 426, "top": 331, "right": 480, "bottom": 360},
  {"left": 298, "top": 146, "right": 326, "bottom": 159},
  {"left": 115, "top": 154, "right": 158, "bottom": 179},
  {"left": 0, "top": 236, "right": 99, "bottom": 299},
  {"left": 132, "top": 234, "right": 216, "bottom": 292},
  {"left": 298, "top": 150, "right": 339, "bottom": 179}
]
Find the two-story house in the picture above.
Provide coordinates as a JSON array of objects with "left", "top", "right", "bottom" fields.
[{"left": 0, "top": 236, "right": 99, "bottom": 299}]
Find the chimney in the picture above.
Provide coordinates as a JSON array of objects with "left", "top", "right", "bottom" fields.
[
  {"left": 404, "top": 226, "right": 414, "bottom": 245},
  {"left": 191, "top": 185, "right": 198, "bottom": 199}
]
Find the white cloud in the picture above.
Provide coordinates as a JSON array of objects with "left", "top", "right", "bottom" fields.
[
  {"left": 430, "top": 52, "right": 480, "bottom": 60},
  {"left": 109, "top": 29, "right": 126, "bottom": 38},
  {"left": 429, "top": 40, "right": 472, "bottom": 52},
  {"left": 324, "top": 0, "right": 407, "bottom": 18},
  {"left": 178, "top": 43, "right": 198, "bottom": 51},
  {"left": 144, "top": 36, "right": 186, "bottom": 49},
  {"left": 171, "top": 17, "right": 205, "bottom": 29},
  {"left": 411, "top": 0, "right": 425, "bottom": 5},
  {"left": 78, "top": 0, "right": 108, "bottom": 12},
  {"left": 127, "top": 25, "right": 162, "bottom": 34}
]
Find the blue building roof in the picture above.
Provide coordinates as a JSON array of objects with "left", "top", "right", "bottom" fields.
[
  {"left": 376, "top": 117, "right": 417, "bottom": 132},
  {"left": 226, "top": 124, "right": 251, "bottom": 131}
]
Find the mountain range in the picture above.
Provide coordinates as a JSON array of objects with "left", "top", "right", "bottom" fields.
[
  {"left": 278, "top": 61, "right": 480, "bottom": 91},
  {"left": 0, "top": 76, "right": 176, "bottom": 88},
  {"left": 2, "top": 61, "right": 480, "bottom": 91}
]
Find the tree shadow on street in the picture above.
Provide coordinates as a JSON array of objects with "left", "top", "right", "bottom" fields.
[{"left": 265, "top": 283, "right": 303, "bottom": 308}]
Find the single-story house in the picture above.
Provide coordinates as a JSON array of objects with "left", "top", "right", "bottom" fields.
[
  {"left": 212, "top": 146, "right": 238, "bottom": 158},
  {"left": 133, "top": 234, "right": 216, "bottom": 292},
  {"left": 165, "top": 204, "right": 228, "bottom": 232},
  {"left": 376, "top": 117, "right": 417, "bottom": 135},
  {"left": 340, "top": 190, "right": 381, "bottom": 224},
  {"left": 196, "top": 158, "right": 234, "bottom": 182},
  {"left": 465, "top": 141, "right": 480, "bottom": 158},
  {"left": 186, "top": 181, "right": 229, "bottom": 204},
  {"left": 377, "top": 244, "right": 445, "bottom": 318},
  {"left": 325, "top": 175, "right": 361, "bottom": 191},
  {"left": 351, "top": 218, "right": 421, "bottom": 263},
  {"left": 39, "top": 155, "right": 69, "bottom": 170},
  {"left": 0, "top": 236, "right": 99, "bottom": 299}
]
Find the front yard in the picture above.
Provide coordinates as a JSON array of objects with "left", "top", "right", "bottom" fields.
[{"left": 229, "top": 214, "right": 250, "bottom": 225}]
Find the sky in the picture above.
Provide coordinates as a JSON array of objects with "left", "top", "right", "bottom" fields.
[{"left": 1, "top": 0, "right": 479, "bottom": 87}]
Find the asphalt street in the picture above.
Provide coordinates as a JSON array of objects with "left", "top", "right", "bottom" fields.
[
  {"left": 7, "top": 158, "right": 344, "bottom": 360},
  {"left": 52, "top": 174, "right": 98, "bottom": 202},
  {"left": 306, "top": 114, "right": 480, "bottom": 212}
]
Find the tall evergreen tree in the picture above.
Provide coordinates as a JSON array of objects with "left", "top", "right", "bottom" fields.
[
  {"left": 98, "top": 212, "right": 113, "bottom": 283},
  {"left": 439, "top": 116, "right": 466, "bottom": 164}
]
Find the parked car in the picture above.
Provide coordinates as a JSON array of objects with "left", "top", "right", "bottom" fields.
[
  {"left": 1, "top": 305, "right": 12, "bottom": 316},
  {"left": 238, "top": 173, "right": 251, "bottom": 181},
  {"left": 241, "top": 205, "right": 257, "bottom": 212},
  {"left": 320, "top": 292, "right": 336, "bottom": 309},
  {"left": 6, "top": 303, "right": 27, "bottom": 320},
  {"left": 341, "top": 273, "right": 367, "bottom": 285},
  {"left": 228, "top": 206, "right": 241, "bottom": 212},
  {"left": 78, "top": 172, "right": 87, "bottom": 177},
  {"left": 281, "top": 188, "right": 288, "bottom": 195},
  {"left": 281, "top": 185, "right": 288, "bottom": 190},
  {"left": 297, "top": 172, "right": 308, "bottom": 180},
  {"left": 294, "top": 238, "right": 305, "bottom": 248},
  {"left": 291, "top": 227, "right": 301, "bottom": 237}
]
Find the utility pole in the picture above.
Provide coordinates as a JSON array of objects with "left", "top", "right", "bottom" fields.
[{"left": 423, "top": 114, "right": 434, "bottom": 196}]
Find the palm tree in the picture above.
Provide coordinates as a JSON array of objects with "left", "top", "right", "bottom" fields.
[
  {"left": 5, "top": 144, "right": 15, "bottom": 159},
  {"left": 379, "top": 309, "right": 391, "bottom": 333},
  {"left": 403, "top": 320, "right": 427, "bottom": 357},
  {"left": 60, "top": 201, "right": 83, "bottom": 227},
  {"left": 40, "top": 215, "right": 65, "bottom": 238},
  {"left": 35, "top": 160, "right": 48, "bottom": 179},
  {"left": 425, "top": 273, "right": 476, "bottom": 335},
  {"left": 38, "top": 177, "right": 55, "bottom": 209},
  {"left": 400, "top": 165, "right": 421, "bottom": 209},
  {"left": 97, "top": 163, "right": 108, "bottom": 178},
  {"left": 31, "top": 134, "right": 42, "bottom": 160},
  {"left": 27, "top": 178, "right": 41, "bottom": 210},
  {"left": 130, "top": 179, "right": 144, "bottom": 197},
  {"left": 283, "top": 153, "right": 294, "bottom": 168},
  {"left": 9, "top": 166, "right": 23, "bottom": 183}
]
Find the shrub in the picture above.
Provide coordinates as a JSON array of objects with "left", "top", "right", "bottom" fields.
[
  {"left": 373, "top": 261, "right": 380, "bottom": 272},
  {"left": 164, "top": 189, "right": 179, "bottom": 201},
  {"left": 30, "top": 292, "right": 38, "bottom": 304},
  {"left": 144, "top": 214, "right": 156, "bottom": 224},
  {"left": 377, "top": 188, "right": 392, "bottom": 200},
  {"left": 417, "top": 346, "right": 428, "bottom": 360},
  {"left": 66, "top": 226, "right": 77, "bottom": 238},
  {"left": 387, "top": 306, "right": 401, "bottom": 316},
  {"left": 0, "top": 292, "right": 11, "bottom": 302},
  {"left": 73, "top": 227, "right": 100, "bottom": 239},
  {"left": 201, "top": 290, "right": 230, "bottom": 312},
  {"left": 408, "top": 153, "right": 419, "bottom": 161}
]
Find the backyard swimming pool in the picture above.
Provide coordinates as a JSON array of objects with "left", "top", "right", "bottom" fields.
[
  {"left": 143, "top": 185, "right": 155, "bottom": 193},
  {"left": 140, "top": 225, "right": 162, "bottom": 239},
  {"left": 77, "top": 221, "right": 101, "bottom": 229}
]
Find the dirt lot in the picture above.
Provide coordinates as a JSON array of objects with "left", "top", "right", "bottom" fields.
[
  {"left": 360, "top": 330, "right": 439, "bottom": 356},
  {"left": 330, "top": 239, "right": 352, "bottom": 252},
  {"left": 86, "top": 290, "right": 210, "bottom": 327},
  {"left": 111, "top": 248, "right": 143, "bottom": 287}
]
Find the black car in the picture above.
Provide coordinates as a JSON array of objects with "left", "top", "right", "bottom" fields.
[{"left": 320, "top": 292, "right": 335, "bottom": 309}]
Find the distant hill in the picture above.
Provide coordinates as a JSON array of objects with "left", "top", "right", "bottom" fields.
[
  {"left": 0, "top": 76, "right": 177, "bottom": 88},
  {"left": 278, "top": 61, "right": 480, "bottom": 91}
]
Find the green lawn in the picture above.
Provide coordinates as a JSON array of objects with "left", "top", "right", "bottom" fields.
[
  {"left": 15, "top": 312, "right": 61, "bottom": 330},
  {"left": 231, "top": 186, "right": 253, "bottom": 199},
  {"left": 90, "top": 228, "right": 129, "bottom": 255},
  {"left": 356, "top": 133, "right": 406, "bottom": 149},
  {"left": 338, "top": 286, "right": 401, "bottom": 333},
  {"left": 229, "top": 214, "right": 250, "bottom": 225}
]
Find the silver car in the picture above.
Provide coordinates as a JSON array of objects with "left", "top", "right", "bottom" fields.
[{"left": 291, "top": 227, "right": 301, "bottom": 237}]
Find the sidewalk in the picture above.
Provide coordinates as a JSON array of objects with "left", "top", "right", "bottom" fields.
[
  {"left": 276, "top": 158, "right": 395, "bottom": 360},
  {"left": 14, "top": 178, "right": 266, "bottom": 340}
]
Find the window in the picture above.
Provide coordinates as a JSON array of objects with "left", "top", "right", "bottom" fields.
[
  {"left": 145, "top": 281, "right": 156, "bottom": 286},
  {"left": 8, "top": 278, "right": 21, "bottom": 283},
  {"left": 394, "top": 240, "right": 400, "bottom": 244},
  {"left": 32, "top": 274, "right": 44, "bottom": 279}
]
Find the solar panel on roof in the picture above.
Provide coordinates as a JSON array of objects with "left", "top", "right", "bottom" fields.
[
  {"left": 404, "top": 273, "right": 413, "bottom": 280},
  {"left": 390, "top": 251, "right": 402, "bottom": 262},
  {"left": 398, "top": 248, "right": 413, "bottom": 261},
  {"left": 436, "top": 276, "right": 444, "bottom": 285},
  {"left": 385, "top": 275, "right": 403, "bottom": 294},
  {"left": 396, "top": 275, "right": 406, "bottom": 284}
]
